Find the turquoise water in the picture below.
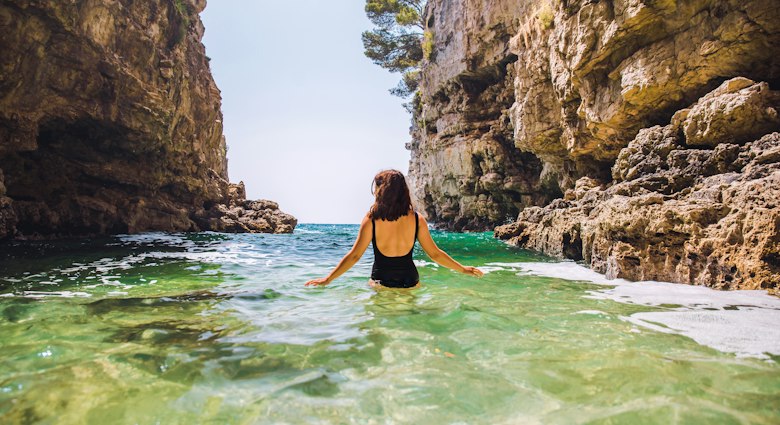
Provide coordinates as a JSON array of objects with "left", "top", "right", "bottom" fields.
[{"left": 0, "top": 224, "right": 778, "bottom": 424}]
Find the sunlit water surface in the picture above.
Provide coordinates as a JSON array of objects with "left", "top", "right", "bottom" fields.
[{"left": 0, "top": 224, "right": 778, "bottom": 424}]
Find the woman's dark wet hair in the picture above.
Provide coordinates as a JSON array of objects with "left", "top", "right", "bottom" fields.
[{"left": 369, "top": 170, "right": 413, "bottom": 221}]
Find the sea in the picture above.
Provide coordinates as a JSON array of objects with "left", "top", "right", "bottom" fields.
[{"left": 0, "top": 224, "right": 778, "bottom": 424}]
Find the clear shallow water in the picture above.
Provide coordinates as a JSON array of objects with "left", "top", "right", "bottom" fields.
[{"left": 0, "top": 224, "right": 778, "bottom": 424}]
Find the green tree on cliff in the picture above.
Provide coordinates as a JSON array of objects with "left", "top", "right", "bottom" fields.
[{"left": 361, "top": 0, "right": 427, "bottom": 98}]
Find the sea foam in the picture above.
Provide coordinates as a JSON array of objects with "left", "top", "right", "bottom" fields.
[{"left": 484, "top": 261, "right": 780, "bottom": 359}]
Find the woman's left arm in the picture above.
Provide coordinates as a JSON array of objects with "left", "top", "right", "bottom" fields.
[{"left": 305, "top": 215, "right": 373, "bottom": 286}]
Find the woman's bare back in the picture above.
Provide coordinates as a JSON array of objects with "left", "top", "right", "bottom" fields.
[{"left": 372, "top": 210, "right": 417, "bottom": 257}]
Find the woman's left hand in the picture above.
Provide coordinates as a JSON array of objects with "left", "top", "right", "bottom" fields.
[
  {"left": 462, "top": 266, "right": 484, "bottom": 277},
  {"left": 305, "top": 277, "right": 330, "bottom": 287}
]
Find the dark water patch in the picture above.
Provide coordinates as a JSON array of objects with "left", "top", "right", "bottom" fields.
[
  {"left": 0, "top": 298, "right": 38, "bottom": 322},
  {"left": 104, "top": 320, "right": 225, "bottom": 346},
  {"left": 233, "top": 288, "right": 283, "bottom": 301},
  {"left": 287, "top": 372, "right": 342, "bottom": 397},
  {"left": 110, "top": 352, "right": 204, "bottom": 385},
  {"left": 87, "top": 291, "right": 226, "bottom": 315},
  {"left": 219, "top": 355, "right": 292, "bottom": 381}
]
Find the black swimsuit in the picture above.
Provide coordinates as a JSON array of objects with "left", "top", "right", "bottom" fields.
[{"left": 371, "top": 212, "right": 419, "bottom": 288}]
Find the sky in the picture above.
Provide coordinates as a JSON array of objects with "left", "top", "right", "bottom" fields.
[{"left": 201, "top": 1, "right": 413, "bottom": 224}]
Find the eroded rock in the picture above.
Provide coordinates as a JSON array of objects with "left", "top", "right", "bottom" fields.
[
  {"left": 497, "top": 80, "right": 780, "bottom": 291},
  {"left": 412, "top": 0, "right": 779, "bottom": 290},
  {"left": 678, "top": 78, "right": 780, "bottom": 147},
  {"left": 0, "top": 1, "right": 295, "bottom": 237},
  {"left": 203, "top": 182, "right": 297, "bottom": 234},
  {"left": 410, "top": 0, "right": 780, "bottom": 232},
  {"left": 408, "top": 1, "right": 560, "bottom": 230}
]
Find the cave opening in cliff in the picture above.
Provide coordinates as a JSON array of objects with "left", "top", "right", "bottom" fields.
[
  {"left": 562, "top": 231, "right": 583, "bottom": 261},
  {"left": 0, "top": 118, "right": 145, "bottom": 236}
]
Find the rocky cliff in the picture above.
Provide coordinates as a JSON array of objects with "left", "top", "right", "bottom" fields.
[
  {"left": 0, "top": 0, "right": 295, "bottom": 238},
  {"left": 410, "top": 0, "right": 780, "bottom": 290},
  {"left": 409, "top": 1, "right": 559, "bottom": 231}
]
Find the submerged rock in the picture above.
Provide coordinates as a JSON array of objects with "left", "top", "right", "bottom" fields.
[{"left": 0, "top": 0, "right": 295, "bottom": 238}]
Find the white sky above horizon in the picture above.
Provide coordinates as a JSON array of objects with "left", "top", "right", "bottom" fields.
[{"left": 201, "top": 1, "right": 412, "bottom": 224}]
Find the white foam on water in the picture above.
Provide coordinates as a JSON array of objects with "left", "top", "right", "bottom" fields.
[
  {"left": 475, "top": 265, "right": 507, "bottom": 274},
  {"left": 414, "top": 260, "right": 439, "bottom": 268},
  {"left": 140, "top": 250, "right": 271, "bottom": 265},
  {"left": 293, "top": 228, "right": 324, "bottom": 235},
  {"left": 19, "top": 291, "right": 92, "bottom": 298},
  {"left": 115, "top": 232, "right": 192, "bottom": 246},
  {"left": 41, "top": 246, "right": 276, "bottom": 289},
  {"left": 575, "top": 310, "right": 608, "bottom": 315},
  {"left": 1, "top": 277, "right": 22, "bottom": 283},
  {"left": 625, "top": 309, "right": 780, "bottom": 359},
  {"left": 487, "top": 261, "right": 615, "bottom": 283},
  {"left": 512, "top": 261, "right": 780, "bottom": 309},
  {"left": 489, "top": 260, "right": 780, "bottom": 359}
]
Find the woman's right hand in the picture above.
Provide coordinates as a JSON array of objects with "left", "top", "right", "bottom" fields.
[
  {"left": 305, "top": 277, "right": 330, "bottom": 287},
  {"left": 462, "top": 266, "right": 484, "bottom": 277}
]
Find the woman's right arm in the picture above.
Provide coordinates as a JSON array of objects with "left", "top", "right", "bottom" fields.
[
  {"left": 305, "top": 214, "right": 373, "bottom": 286},
  {"left": 416, "top": 214, "right": 483, "bottom": 277}
]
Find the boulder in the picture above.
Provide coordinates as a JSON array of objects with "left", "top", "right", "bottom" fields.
[{"left": 498, "top": 81, "right": 780, "bottom": 291}]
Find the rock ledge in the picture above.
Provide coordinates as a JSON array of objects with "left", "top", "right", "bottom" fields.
[{"left": 496, "top": 78, "right": 780, "bottom": 291}]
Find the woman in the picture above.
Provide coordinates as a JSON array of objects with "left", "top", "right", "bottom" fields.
[{"left": 305, "top": 170, "right": 483, "bottom": 288}]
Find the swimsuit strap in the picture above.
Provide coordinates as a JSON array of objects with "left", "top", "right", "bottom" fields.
[
  {"left": 414, "top": 212, "right": 418, "bottom": 241},
  {"left": 371, "top": 218, "right": 376, "bottom": 244}
]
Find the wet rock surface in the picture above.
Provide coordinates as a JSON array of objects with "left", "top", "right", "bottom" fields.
[{"left": 0, "top": 0, "right": 295, "bottom": 238}]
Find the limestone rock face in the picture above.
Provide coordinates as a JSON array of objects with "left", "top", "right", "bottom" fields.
[
  {"left": 496, "top": 79, "right": 780, "bottom": 291},
  {"left": 409, "top": 1, "right": 559, "bottom": 230},
  {"left": 0, "top": 0, "right": 295, "bottom": 238},
  {"left": 677, "top": 78, "right": 780, "bottom": 147},
  {"left": 412, "top": 0, "right": 780, "bottom": 290},
  {"left": 410, "top": 0, "right": 780, "bottom": 231}
]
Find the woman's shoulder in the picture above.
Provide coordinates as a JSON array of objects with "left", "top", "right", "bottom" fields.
[
  {"left": 414, "top": 211, "right": 427, "bottom": 223},
  {"left": 368, "top": 210, "right": 422, "bottom": 223}
]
